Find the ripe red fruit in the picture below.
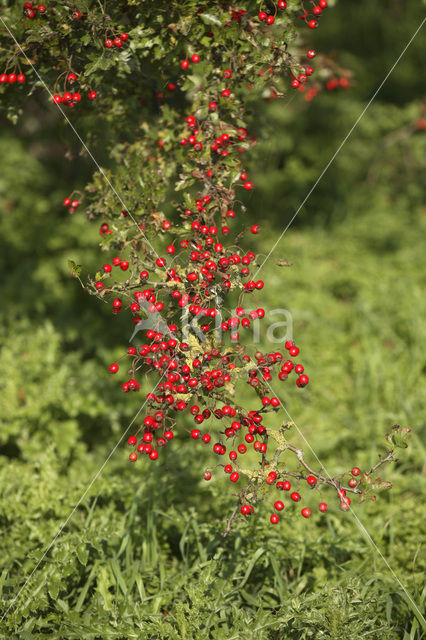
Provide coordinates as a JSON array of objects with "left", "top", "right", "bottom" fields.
[
  {"left": 274, "top": 500, "right": 284, "bottom": 511},
  {"left": 88, "top": 90, "right": 97, "bottom": 100},
  {"left": 129, "top": 452, "right": 137, "bottom": 462},
  {"left": 348, "top": 478, "right": 358, "bottom": 488},
  {"left": 291, "top": 492, "right": 301, "bottom": 502},
  {"left": 241, "top": 504, "right": 250, "bottom": 515},
  {"left": 203, "top": 471, "right": 212, "bottom": 481},
  {"left": 114, "top": 37, "right": 123, "bottom": 47},
  {"left": 258, "top": 11, "right": 267, "bottom": 21},
  {"left": 278, "top": 0, "right": 287, "bottom": 7},
  {"left": 319, "top": 502, "right": 328, "bottom": 512},
  {"left": 191, "top": 54, "right": 200, "bottom": 63},
  {"left": 105, "top": 39, "right": 113, "bottom": 48},
  {"left": 307, "top": 475, "right": 317, "bottom": 486},
  {"left": 307, "top": 20, "right": 318, "bottom": 29},
  {"left": 266, "top": 15, "right": 275, "bottom": 25},
  {"left": 8, "top": 74, "right": 16, "bottom": 83},
  {"left": 17, "top": 74, "right": 26, "bottom": 83},
  {"left": 72, "top": 10, "right": 82, "bottom": 19},
  {"left": 127, "top": 436, "right": 137, "bottom": 446},
  {"left": 289, "top": 346, "right": 299, "bottom": 356},
  {"left": 319, "top": 0, "right": 328, "bottom": 7},
  {"left": 109, "top": 363, "right": 119, "bottom": 373},
  {"left": 270, "top": 514, "right": 279, "bottom": 524},
  {"left": 301, "top": 507, "right": 311, "bottom": 518},
  {"left": 251, "top": 225, "right": 260, "bottom": 234},
  {"left": 244, "top": 181, "right": 253, "bottom": 190},
  {"left": 181, "top": 60, "right": 189, "bottom": 69},
  {"left": 230, "top": 472, "right": 239, "bottom": 482},
  {"left": 307, "top": 50, "right": 316, "bottom": 58},
  {"left": 297, "top": 375, "right": 309, "bottom": 387},
  {"left": 221, "top": 89, "right": 231, "bottom": 98},
  {"left": 120, "top": 33, "right": 129, "bottom": 41},
  {"left": 209, "top": 102, "right": 217, "bottom": 112},
  {"left": 351, "top": 467, "right": 361, "bottom": 476}
]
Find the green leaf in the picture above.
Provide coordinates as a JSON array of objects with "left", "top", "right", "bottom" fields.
[
  {"left": 76, "top": 542, "right": 89, "bottom": 566},
  {"left": 67, "top": 260, "right": 82, "bottom": 278},
  {"left": 199, "top": 13, "right": 222, "bottom": 27}
]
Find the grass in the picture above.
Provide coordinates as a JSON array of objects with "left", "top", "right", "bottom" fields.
[{"left": 0, "top": 166, "right": 425, "bottom": 638}]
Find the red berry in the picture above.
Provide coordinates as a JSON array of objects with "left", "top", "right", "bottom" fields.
[
  {"left": 307, "top": 50, "right": 316, "bottom": 59},
  {"left": 181, "top": 60, "right": 189, "bottom": 69},
  {"left": 88, "top": 90, "right": 97, "bottom": 100},
  {"left": 274, "top": 500, "right": 284, "bottom": 511},
  {"left": 307, "top": 20, "right": 318, "bottom": 29},
  {"left": 17, "top": 73, "right": 26, "bottom": 83},
  {"left": 301, "top": 507, "right": 311, "bottom": 518},
  {"left": 307, "top": 475, "right": 317, "bottom": 486},
  {"left": 291, "top": 492, "right": 301, "bottom": 502},
  {"left": 351, "top": 467, "right": 361, "bottom": 476},
  {"left": 129, "top": 452, "right": 137, "bottom": 462},
  {"left": 191, "top": 54, "right": 200, "bottom": 63},
  {"left": 109, "top": 363, "right": 119, "bottom": 373},
  {"left": 297, "top": 374, "right": 309, "bottom": 387},
  {"left": 127, "top": 436, "right": 137, "bottom": 446},
  {"left": 230, "top": 472, "right": 239, "bottom": 482},
  {"left": 270, "top": 514, "right": 279, "bottom": 524},
  {"left": 319, "top": 502, "right": 328, "bottom": 512},
  {"left": 203, "top": 470, "right": 212, "bottom": 481}
]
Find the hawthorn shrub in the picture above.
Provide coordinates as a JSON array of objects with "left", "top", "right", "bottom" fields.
[{"left": 0, "top": 0, "right": 413, "bottom": 535}]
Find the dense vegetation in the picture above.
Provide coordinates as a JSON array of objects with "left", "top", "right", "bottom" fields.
[{"left": 0, "top": 0, "right": 425, "bottom": 638}]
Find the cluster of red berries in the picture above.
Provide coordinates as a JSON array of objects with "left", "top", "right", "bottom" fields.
[
  {"left": 104, "top": 33, "right": 129, "bottom": 49},
  {"left": 62, "top": 196, "right": 80, "bottom": 214},
  {"left": 178, "top": 104, "right": 249, "bottom": 159},
  {"left": 180, "top": 53, "right": 201, "bottom": 70},
  {"left": 326, "top": 77, "right": 351, "bottom": 91},
  {"left": 298, "top": 0, "right": 328, "bottom": 29},
  {"left": 23, "top": 2, "right": 46, "bottom": 19},
  {"left": 53, "top": 84, "right": 96, "bottom": 107},
  {"left": 0, "top": 72, "right": 26, "bottom": 84}
]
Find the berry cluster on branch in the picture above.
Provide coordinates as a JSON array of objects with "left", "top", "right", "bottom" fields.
[{"left": 0, "top": 0, "right": 411, "bottom": 532}]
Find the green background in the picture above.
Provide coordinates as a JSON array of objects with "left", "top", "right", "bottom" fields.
[{"left": 0, "top": 1, "right": 425, "bottom": 637}]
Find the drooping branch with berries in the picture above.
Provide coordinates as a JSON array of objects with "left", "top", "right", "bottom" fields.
[{"left": 0, "top": 0, "right": 411, "bottom": 533}]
